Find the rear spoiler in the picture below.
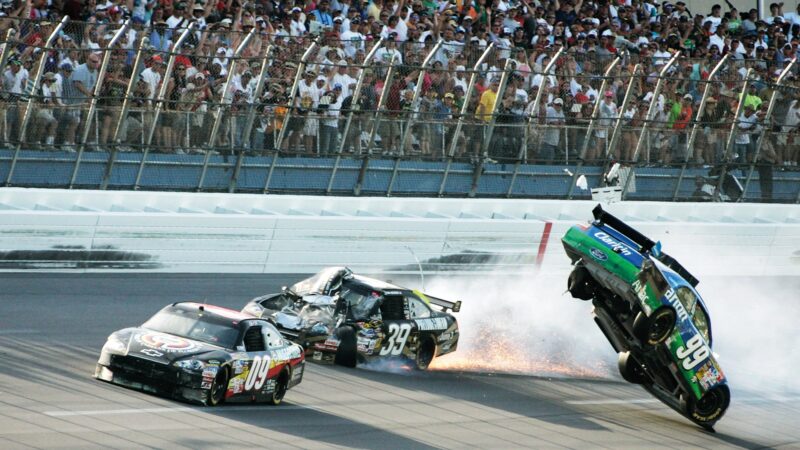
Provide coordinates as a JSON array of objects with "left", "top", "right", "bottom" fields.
[
  {"left": 592, "top": 204, "right": 699, "bottom": 288},
  {"left": 415, "top": 290, "right": 461, "bottom": 313}
]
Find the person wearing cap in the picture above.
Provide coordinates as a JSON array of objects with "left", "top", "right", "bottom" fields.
[
  {"left": 735, "top": 104, "right": 759, "bottom": 163},
  {"left": 743, "top": 83, "right": 763, "bottom": 111},
  {"left": 589, "top": 90, "right": 618, "bottom": 161},
  {"left": 540, "top": 98, "right": 565, "bottom": 164},
  {"left": 32, "top": 72, "right": 58, "bottom": 148},
  {"left": 373, "top": 33, "right": 403, "bottom": 64},
  {"left": 340, "top": 16, "right": 366, "bottom": 58},
  {"left": 662, "top": 93, "right": 693, "bottom": 164},
  {"left": 149, "top": 18, "right": 173, "bottom": 53}
]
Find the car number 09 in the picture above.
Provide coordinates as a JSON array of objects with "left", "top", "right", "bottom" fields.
[
  {"left": 675, "top": 334, "right": 710, "bottom": 371},
  {"left": 380, "top": 323, "right": 411, "bottom": 356},
  {"left": 245, "top": 355, "right": 270, "bottom": 391}
]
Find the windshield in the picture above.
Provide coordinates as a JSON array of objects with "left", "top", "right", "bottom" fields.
[
  {"left": 693, "top": 304, "right": 711, "bottom": 343},
  {"left": 675, "top": 286, "right": 698, "bottom": 315},
  {"left": 341, "top": 285, "right": 382, "bottom": 321},
  {"left": 143, "top": 309, "right": 240, "bottom": 349}
]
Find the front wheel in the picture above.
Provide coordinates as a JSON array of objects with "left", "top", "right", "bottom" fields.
[
  {"left": 567, "top": 265, "right": 595, "bottom": 300},
  {"left": 207, "top": 367, "right": 229, "bottom": 406},
  {"left": 687, "top": 385, "right": 730, "bottom": 427},
  {"left": 333, "top": 326, "right": 357, "bottom": 368},
  {"left": 618, "top": 351, "right": 648, "bottom": 384},
  {"left": 633, "top": 306, "right": 676, "bottom": 346},
  {"left": 268, "top": 369, "right": 289, "bottom": 405}
]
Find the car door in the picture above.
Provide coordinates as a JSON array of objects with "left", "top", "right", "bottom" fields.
[
  {"left": 376, "top": 292, "right": 413, "bottom": 357},
  {"left": 235, "top": 321, "right": 275, "bottom": 400}
]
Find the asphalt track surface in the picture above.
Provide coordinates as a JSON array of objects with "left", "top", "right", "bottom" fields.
[{"left": 1, "top": 273, "right": 798, "bottom": 449}]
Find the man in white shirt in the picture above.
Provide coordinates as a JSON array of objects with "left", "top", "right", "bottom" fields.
[
  {"left": 290, "top": 7, "right": 307, "bottom": 36},
  {"left": 541, "top": 98, "right": 565, "bottom": 163},
  {"left": 374, "top": 33, "right": 403, "bottom": 64},
  {"left": 340, "top": 17, "right": 365, "bottom": 58},
  {"left": 139, "top": 55, "right": 164, "bottom": 100}
]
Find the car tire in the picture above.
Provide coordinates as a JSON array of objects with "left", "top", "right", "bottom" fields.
[
  {"left": 568, "top": 265, "right": 594, "bottom": 300},
  {"left": 617, "top": 351, "right": 648, "bottom": 384},
  {"left": 334, "top": 326, "right": 357, "bottom": 368},
  {"left": 415, "top": 337, "right": 435, "bottom": 370},
  {"left": 633, "top": 306, "right": 676, "bottom": 346},
  {"left": 269, "top": 369, "right": 290, "bottom": 405},
  {"left": 687, "top": 385, "right": 730, "bottom": 428},
  {"left": 207, "top": 367, "right": 229, "bottom": 406}
]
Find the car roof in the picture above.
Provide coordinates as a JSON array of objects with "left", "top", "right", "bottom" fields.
[
  {"left": 350, "top": 274, "right": 404, "bottom": 291},
  {"left": 172, "top": 302, "right": 254, "bottom": 322}
]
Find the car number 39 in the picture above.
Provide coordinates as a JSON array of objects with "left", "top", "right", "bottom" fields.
[
  {"left": 676, "top": 334, "right": 710, "bottom": 371},
  {"left": 380, "top": 323, "right": 411, "bottom": 356}
]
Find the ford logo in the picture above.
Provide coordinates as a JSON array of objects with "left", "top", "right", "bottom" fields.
[{"left": 590, "top": 248, "right": 608, "bottom": 261}]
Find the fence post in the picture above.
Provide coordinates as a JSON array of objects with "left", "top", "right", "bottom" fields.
[
  {"left": 5, "top": 17, "right": 67, "bottom": 187},
  {"left": 479, "top": 58, "right": 517, "bottom": 159},
  {"left": 713, "top": 69, "right": 754, "bottom": 201},
  {"left": 605, "top": 63, "right": 640, "bottom": 159},
  {"left": 398, "top": 40, "right": 443, "bottom": 156},
  {"left": 133, "top": 23, "right": 196, "bottom": 190},
  {"left": 518, "top": 47, "right": 564, "bottom": 163},
  {"left": 364, "top": 54, "right": 400, "bottom": 155},
  {"left": 229, "top": 44, "right": 275, "bottom": 193},
  {"left": 566, "top": 55, "right": 622, "bottom": 199},
  {"left": 0, "top": 28, "right": 17, "bottom": 75},
  {"left": 274, "top": 38, "right": 318, "bottom": 152},
  {"left": 100, "top": 36, "right": 150, "bottom": 190},
  {"left": 620, "top": 51, "right": 681, "bottom": 199},
  {"left": 671, "top": 54, "right": 730, "bottom": 200},
  {"left": 741, "top": 58, "right": 796, "bottom": 201},
  {"left": 196, "top": 27, "right": 255, "bottom": 191},
  {"left": 336, "top": 38, "right": 384, "bottom": 156}
]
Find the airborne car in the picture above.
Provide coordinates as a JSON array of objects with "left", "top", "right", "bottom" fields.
[
  {"left": 242, "top": 267, "right": 460, "bottom": 369},
  {"left": 562, "top": 205, "right": 729, "bottom": 429},
  {"left": 95, "top": 302, "right": 305, "bottom": 406}
]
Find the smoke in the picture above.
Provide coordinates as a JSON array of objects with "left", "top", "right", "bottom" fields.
[
  {"left": 420, "top": 270, "right": 800, "bottom": 396},
  {"left": 425, "top": 272, "right": 617, "bottom": 379}
]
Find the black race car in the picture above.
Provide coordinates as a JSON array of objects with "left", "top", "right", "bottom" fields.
[
  {"left": 95, "top": 302, "right": 305, "bottom": 406},
  {"left": 241, "top": 267, "right": 461, "bottom": 369}
]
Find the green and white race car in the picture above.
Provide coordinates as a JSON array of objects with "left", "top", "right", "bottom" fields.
[{"left": 562, "top": 205, "right": 730, "bottom": 429}]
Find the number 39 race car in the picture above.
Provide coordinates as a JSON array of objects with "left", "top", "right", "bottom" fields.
[
  {"left": 241, "top": 267, "right": 461, "bottom": 370},
  {"left": 562, "top": 205, "right": 730, "bottom": 429},
  {"left": 95, "top": 302, "right": 305, "bottom": 406}
]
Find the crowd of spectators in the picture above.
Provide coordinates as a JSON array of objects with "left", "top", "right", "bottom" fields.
[{"left": 1, "top": 0, "right": 799, "bottom": 169}]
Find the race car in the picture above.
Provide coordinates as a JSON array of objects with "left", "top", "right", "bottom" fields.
[
  {"left": 95, "top": 302, "right": 305, "bottom": 406},
  {"left": 241, "top": 267, "right": 460, "bottom": 370},
  {"left": 562, "top": 205, "right": 730, "bottom": 429}
]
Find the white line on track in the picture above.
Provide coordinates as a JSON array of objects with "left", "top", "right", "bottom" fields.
[
  {"left": 565, "top": 399, "right": 659, "bottom": 405},
  {"left": 44, "top": 405, "right": 313, "bottom": 417}
]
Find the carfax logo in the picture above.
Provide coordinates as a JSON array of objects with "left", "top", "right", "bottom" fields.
[
  {"left": 136, "top": 332, "right": 200, "bottom": 353},
  {"left": 590, "top": 248, "right": 608, "bottom": 261}
]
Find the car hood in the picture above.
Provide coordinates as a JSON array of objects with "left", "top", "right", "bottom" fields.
[{"left": 117, "top": 328, "right": 226, "bottom": 364}]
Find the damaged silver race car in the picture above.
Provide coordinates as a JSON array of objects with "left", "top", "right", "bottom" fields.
[{"left": 242, "top": 267, "right": 461, "bottom": 369}]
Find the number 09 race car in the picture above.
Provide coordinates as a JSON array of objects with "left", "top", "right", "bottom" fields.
[
  {"left": 95, "top": 302, "right": 305, "bottom": 406},
  {"left": 562, "top": 205, "right": 730, "bottom": 429},
  {"left": 241, "top": 267, "right": 460, "bottom": 370}
]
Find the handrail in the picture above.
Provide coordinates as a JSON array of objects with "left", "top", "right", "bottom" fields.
[
  {"left": 274, "top": 38, "right": 319, "bottom": 152},
  {"left": 445, "top": 43, "right": 494, "bottom": 160},
  {"left": 336, "top": 38, "right": 385, "bottom": 155},
  {"left": 480, "top": 57, "right": 516, "bottom": 158},
  {"left": 398, "top": 39, "right": 443, "bottom": 156}
]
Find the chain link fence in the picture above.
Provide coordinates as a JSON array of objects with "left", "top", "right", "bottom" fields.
[{"left": 1, "top": 17, "right": 799, "bottom": 201}]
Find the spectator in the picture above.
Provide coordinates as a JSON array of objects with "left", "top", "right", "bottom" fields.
[{"left": 541, "top": 97, "right": 565, "bottom": 164}]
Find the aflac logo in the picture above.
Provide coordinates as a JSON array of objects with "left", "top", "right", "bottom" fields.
[{"left": 590, "top": 248, "right": 608, "bottom": 261}]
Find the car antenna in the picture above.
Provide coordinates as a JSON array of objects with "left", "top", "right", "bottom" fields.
[{"left": 404, "top": 245, "right": 425, "bottom": 291}]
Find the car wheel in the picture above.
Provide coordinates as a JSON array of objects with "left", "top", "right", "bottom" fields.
[
  {"left": 633, "top": 306, "right": 676, "bottom": 346},
  {"left": 207, "top": 367, "right": 229, "bottom": 406},
  {"left": 617, "top": 351, "right": 648, "bottom": 384},
  {"left": 687, "top": 385, "right": 730, "bottom": 427},
  {"left": 333, "top": 326, "right": 357, "bottom": 368},
  {"left": 269, "top": 369, "right": 290, "bottom": 405},
  {"left": 415, "top": 337, "right": 435, "bottom": 370},
  {"left": 568, "top": 265, "right": 594, "bottom": 300}
]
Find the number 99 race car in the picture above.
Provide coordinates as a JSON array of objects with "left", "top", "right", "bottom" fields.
[
  {"left": 561, "top": 205, "right": 730, "bottom": 429},
  {"left": 241, "top": 267, "right": 461, "bottom": 370},
  {"left": 95, "top": 302, "right": 305, "bottom": 406}
]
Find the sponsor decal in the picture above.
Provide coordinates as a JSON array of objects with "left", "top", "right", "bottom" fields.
[
  {"left": 695, "top": 361, "right": 724, "bottom": 390},
  {"left": 140, "top": 348, "right": 164, "bottom": 358},
  {"left": 136, "top": 332, "right": 200, "bottom": 353},
  {"left": 202, "top": 367, "right": 219, "bottom": 379},
  {"left": 438, "top": 331, "right": 455, "bottom": 342},
  {"left": 291, "top": 365, "right": 304, "bottom": 381},
  {"left": 245, "top": 355, "right": 272, "bottom": 391},
  {"left": 231, "top": 377, "right": 244, "bottom": 394},
  {"left": 415, "top": 317, "right": 448, "bottom": 331},
  {"left": 593, "top": 231, "right": 633, "bottom": 256},
  {"left": 201, "top": 381, "right": 212, "bottom": 389},
  {"left": 232, "top": 360, "right": 245, "bottom": 375},
  {"left": 271, "top": 347, "right": 300, "bottom": 361},
  {"left": 313, "top": 351, "right": 323, "bottom": 361},
  {"left": 631, "top": 279, "right": 650, "bottom": 304},
  {"left": 589, "top": 248, "right": 608, "bottom": 261},
  {"left": 264, "top": 379, "right": 277, "bottom": 393},
  {"left": 664, "top": 288, "right": 690, "bottom": 322}
]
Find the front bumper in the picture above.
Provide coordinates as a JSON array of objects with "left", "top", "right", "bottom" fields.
[{"left": 95, "top": 353, "right": 207, "bottom": 404}]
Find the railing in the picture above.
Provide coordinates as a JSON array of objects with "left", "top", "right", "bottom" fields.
[{"left": 1, "top": 18, "right": 799, "bottom": 202}]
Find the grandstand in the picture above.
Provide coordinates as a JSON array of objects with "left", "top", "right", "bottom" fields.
[{"left": 0, "top": 0, "right": 799, "bottom": 202}]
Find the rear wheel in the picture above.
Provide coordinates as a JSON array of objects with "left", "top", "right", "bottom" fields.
[
  {"left": 633, "top": 306, "right": 676, "bottom": 346},
  {"left": 207, "top": 367, "right": 229, "bottom": 406},
  {"left": 333, "top": 326, "right": 357, "bottom": 368},
  {"left": 567, "top": 265, "right": 595, "bottom": 300},
  {"left": 415, "top": 337, "right": 435, "bottom": 370},
  {"left": 617, "top": 351, "right": 648, "bottom": 384},
  {"left": 268, "top": 369, "right": 289, "bottom": 405},
  {"left": 687, "top": 385, "right": 730, "bottom": 427}
]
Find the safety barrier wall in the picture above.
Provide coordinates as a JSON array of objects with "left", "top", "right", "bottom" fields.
[{"left": 0, "top": 188, "right": 797, "bottom": 276}]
